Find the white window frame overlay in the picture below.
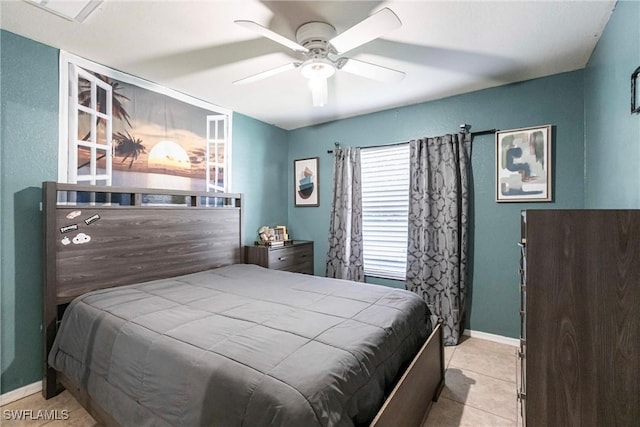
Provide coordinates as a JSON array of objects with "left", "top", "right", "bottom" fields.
[
  {"left": 206, "top": 115, "right": 227, "bottom": 193},
  {"left": 58, "top": 51, "right": 233, "bottom": 190},
  {"left": 360, "top": 143, "right": 410, "bottom": 280},
  {"left": 68, "top": 65, "right": 113, "bottom": 185}
]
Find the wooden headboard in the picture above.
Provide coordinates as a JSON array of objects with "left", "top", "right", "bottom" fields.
[{"left": 42, "top": 181, "right": 244, "bottom": 397}]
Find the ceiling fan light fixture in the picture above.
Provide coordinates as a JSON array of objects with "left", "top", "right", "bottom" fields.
[
  {"left": 308, "top": 77, "right": 328, "bottom": 107},
  {"left": 300, "top": 59, "right": 335, "bottom": 107},
  {"left": 300, "top": 58, "right": 336, "bottom": 80}
]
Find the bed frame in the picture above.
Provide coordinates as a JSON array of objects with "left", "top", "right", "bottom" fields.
[{"left": 42, "top": 181, "right": 444, "bottom": 427}]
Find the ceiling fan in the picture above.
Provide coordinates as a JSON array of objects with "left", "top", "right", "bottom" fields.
[{"left": 234, "top": 8, "right": 405, "bottom": 107}]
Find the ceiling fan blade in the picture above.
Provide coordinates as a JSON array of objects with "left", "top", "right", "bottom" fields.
[
  {"left": 329, "top": 8, "right": 401, "bottom": 54},
  {"left": 235, "top": 20, "right": 309, "bottom": 53},
  {"left": 233, "top": 63, "right": 300, "bottom": 85},
  {"left": 339, "top": 58, "right": 405, "bottom": 82}
]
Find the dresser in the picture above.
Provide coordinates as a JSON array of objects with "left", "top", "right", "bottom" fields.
[
  {"left": 245, "top": 240, "right": 314, "bottom": 274},
  {"left": 518, "top": 210, "right": 640, "bottom": 427}
]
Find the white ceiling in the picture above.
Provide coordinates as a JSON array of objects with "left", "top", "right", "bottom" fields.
[{"left": 0, "top": 0, "right": 615, "bottom": 130}]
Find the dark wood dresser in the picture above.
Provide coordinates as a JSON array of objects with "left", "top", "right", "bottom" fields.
[
  {"left": 245, "top": 240, "right": 314, "bottom": 274},
  {"left": 519, "top": 210, "right": 640, "bottom": 427}
]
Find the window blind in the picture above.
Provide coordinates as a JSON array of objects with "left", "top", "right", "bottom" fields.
[{"left": 360, "top": 144, "right": 409, "bottom": 280}]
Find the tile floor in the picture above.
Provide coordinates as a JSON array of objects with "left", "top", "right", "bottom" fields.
[
  {"left": 1, "top": 389, "right": 97, "bottom": 427},
  {"left": 422, "top": 335, "right": 520, "bottom": 427},
  {"left": 1, "top": 336, "right": 520, "bottom": 427}
]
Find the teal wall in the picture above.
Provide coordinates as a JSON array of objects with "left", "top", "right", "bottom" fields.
[
  {"left": 1, "top": 31, "right": 60, "bottom": 394},
  {"left": 0, "top": 30, "right": 289, "bottom": 394},
  {"left": 584, "top": 0, "right": 640, "bottom": 208},
  {"left": 287, "top": 71, "right": 586, "bottom": 339},
  {"left": 231, "top": 113, "right": 289, "bottom": 244}
]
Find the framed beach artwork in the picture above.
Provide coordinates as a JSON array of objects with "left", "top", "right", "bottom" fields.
[
  {"left": 496, "top": 125, "right": 552, "bottom": 202},
  {"left": 294, "top": 157, "right": 319, "bottom": 207},
  {"left": 59, "top": 53, "right": 231, "bottom": 194}
]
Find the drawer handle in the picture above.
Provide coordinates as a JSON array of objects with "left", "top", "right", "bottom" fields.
[{"left": 278, "top": 257, "right": 287, "bottom": 261}]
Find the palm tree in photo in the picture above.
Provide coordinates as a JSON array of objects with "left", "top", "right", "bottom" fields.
[
  {"left": 77, "top": 71, "right": 133, "bottom": 169},
  {"left": 78, "top": 72, "right": 132, "bottom": 140},
  {"left": 114, "top": 130, "right": 146, "bottom": 168}
]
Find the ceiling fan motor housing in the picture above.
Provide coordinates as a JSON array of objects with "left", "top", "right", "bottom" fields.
[{"left": 296, "top": 22, "right": 337, "bottom": 56}]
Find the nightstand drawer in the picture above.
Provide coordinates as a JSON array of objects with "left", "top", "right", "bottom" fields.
[
  {"left": 245, "top": 241, "right": 314, "bottom": 274},
  {"left": 268, "top": 244, "right": 313, "bottom": 272}
]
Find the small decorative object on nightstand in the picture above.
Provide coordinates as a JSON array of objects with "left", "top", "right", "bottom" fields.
[
  {"left": 256, "top": 225, "right": 290, "bottom": 247},
  {"left": 245, "top": 240, "right": 314, "bottom": 274}
]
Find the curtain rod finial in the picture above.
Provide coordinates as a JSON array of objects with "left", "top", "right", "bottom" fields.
[
  {"left": 460, "top": 124, "right": 471, "bottom": 133},
  {"left": 334, "top": 142, "right": 340, "bottom": 148}
]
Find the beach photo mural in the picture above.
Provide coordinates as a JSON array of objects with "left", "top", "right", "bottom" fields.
[{"left": 76, "top": 69, "right": 228, "bottom": 192}]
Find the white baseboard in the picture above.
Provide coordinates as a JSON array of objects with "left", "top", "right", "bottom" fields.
[
  {"left": 463, "top": 329, "right": 519, "bottom": 347},
  {"left": 0, "top": 381, "right": 42, "bottom": 406}
]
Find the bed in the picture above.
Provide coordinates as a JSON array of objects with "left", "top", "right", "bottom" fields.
[{"left": 42, "top": 182, "right": 444, "bottom": 427}]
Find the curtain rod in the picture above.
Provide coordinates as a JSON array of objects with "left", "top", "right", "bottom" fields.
[
  {"left": 326, "top": 124, "right": 498, "bottom": 154},
  {"left": 459, "top": 123, "right": 499, "bottom": 136},
  {"left": 326, "top": 141, "right": 406, "bottom": 154}
]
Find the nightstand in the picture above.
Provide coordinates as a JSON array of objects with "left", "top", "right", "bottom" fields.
[{"left": 245, "top": 240, "right": 314, "bottom": 274}]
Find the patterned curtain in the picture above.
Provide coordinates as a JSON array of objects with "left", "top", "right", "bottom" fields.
[
  {"left": 406, "top": 133, "right": 471, "bottom": 345},
  {"left": 326, "top": 147, "right": 364, "bottom": 281}
]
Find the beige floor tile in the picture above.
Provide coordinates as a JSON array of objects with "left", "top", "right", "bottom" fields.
[
  {"left": 423, "top": 396, "right": 516, "bottom": 427},
  {"left": 449, "top": 337, "right": 517, "bottom": 383},
  {"left": 455, "top": 336, "right": 516, "bottom": 357},
  {"left": 444, "top": 345, "right": 456, "bottom": 368},
  {"left": 1, "top": 391, "right": 96, "bottom": 427},
  {"left": 0, "top": 414, "right": 43, "bottom": 427},
  {"left": 41, "top": 408, "right": 99, "bottom": 427},
  {"left": 442, "top": 367, "right": 517, "bottom": 422}
]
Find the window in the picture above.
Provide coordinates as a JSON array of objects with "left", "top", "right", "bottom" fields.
[
  {"left": 59, "top": 52, "right": 232, "bottom": 192},
  {"left": 360, "top": 144, "right": 410, "bottom": 280}
]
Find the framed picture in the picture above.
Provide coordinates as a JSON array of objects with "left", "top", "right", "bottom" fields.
[
  {"left": 496, "top": 125, "right": 552, "bottom": 202},
  {"left": 294, "top": 157, "right": 319, "bottom": 207}
]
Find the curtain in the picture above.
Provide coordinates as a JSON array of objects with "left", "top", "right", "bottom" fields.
[
  {"left": 406, "top": 133, "right": 471, "bottom": 345},
  {"left": 326, "top": 147, "right": 364, "bottom": 281}
]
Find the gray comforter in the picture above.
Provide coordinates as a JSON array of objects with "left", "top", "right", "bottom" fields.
[{"left": 49, "top": 264, "right": 431, "bottom": 427}]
